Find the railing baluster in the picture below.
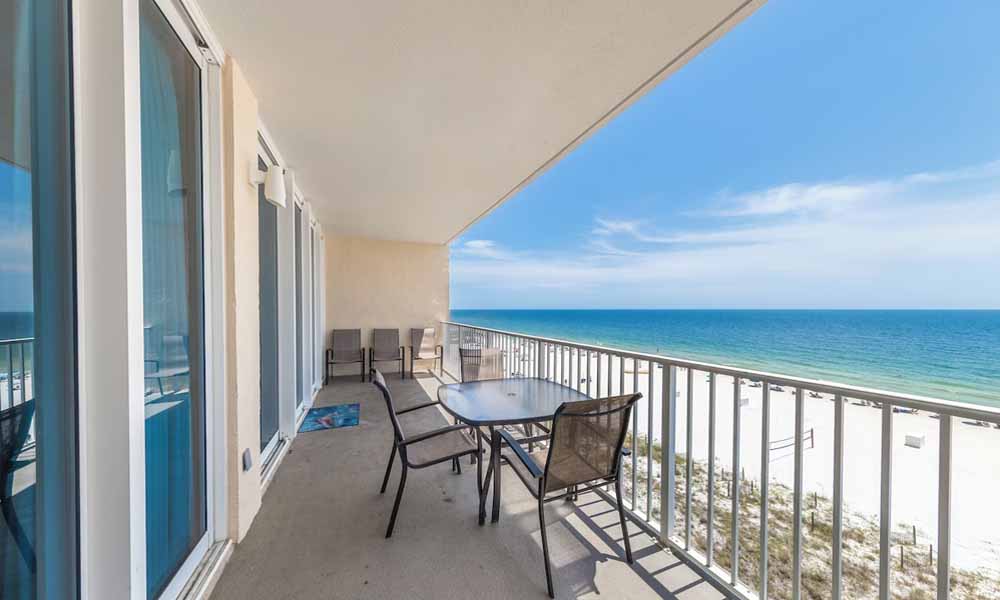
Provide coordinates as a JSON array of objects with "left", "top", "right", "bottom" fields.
[
  {"left": 731, "top": 375, "right": 741, "bottom": 586},
  {"left": 833, "top": 394, "right": 844, "bottom": 600},
  {"left": 760, "top": 380, "right": 770, "bottom": 600},
  {"left": 587, "top": 350, "right": 592, "bottom": 397},
  {"left": 793, "top": 387, "right": 804, "bottom": 600},
  {"left": 19, "top": 343, "right": 26, "bottom": 405},
  {"left": 559, "top": 345, "right": 564, "bottom": 384},
  {"left": 7, "top": 345, "right": 13, "bottom": 409},
  {"left": 685, "top": 367, "right": 694, "bottom": 551},
  {"left": 707, "top": 371, "right": 716, "bottom": 567},
  {"left": 647, "top": 361, "right": 654, "bottom": 519},
  {"left": 937, "top": 414, "right": 952, "bottom": 600},
  {"left": 661, "top": 363, "right": 676, "bottom": 537},
  {"left": 597, "top": 352, "right": 602, "bottom": 397},
  {"left": 632, "top": 358, "right": 638, "bottom": 510},
  {"left": 879, "top": 402, "right": 893, "bottom": 600}
]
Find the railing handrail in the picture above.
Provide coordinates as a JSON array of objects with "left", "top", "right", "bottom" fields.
[
  {"left": 0, "top": 337, "right": 34, "bottom": 345},
  {"left": 442, "top": 320, "right": 1000, "bottom": 423}
]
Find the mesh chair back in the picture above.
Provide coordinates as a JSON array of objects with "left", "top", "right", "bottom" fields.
[
  {"left": 161, "top": 334, "right": 189, "bottom": 369},
  {"left": 372, "top": 328, "right": 400, "bottom": 360},
  {"left": 543, "top": 394, "right": 640, "bottom": 494},
  {"left": 458, "top": 346, "right": 503, "bottom": 382},
  {"left": 410, "top": 328, "right": 437, "bottom": 359},
  {"left": 331, "top": 329, "right": 361, "bottom": 362},
  {"left": 370, "top": 369, "right": 406, "bottom": 444},
  {"left": 1, "top": 399, "right": 35, "bottom": 483}
]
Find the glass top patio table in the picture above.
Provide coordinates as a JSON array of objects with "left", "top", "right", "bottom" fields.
[
  {"left": 436, "top": 377, "right": 593, "bottom": 525},
  {"left": 436, "top": 377, "right": 591, "bottom": 427}
]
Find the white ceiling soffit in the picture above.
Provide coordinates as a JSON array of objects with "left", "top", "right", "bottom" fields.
[{"left": 199, "top": 0, "right": 763, "bottom": 244}]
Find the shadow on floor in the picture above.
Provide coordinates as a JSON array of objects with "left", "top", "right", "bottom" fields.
[{"left": 211, "top": 374, "right": 731, "bottom": 600}]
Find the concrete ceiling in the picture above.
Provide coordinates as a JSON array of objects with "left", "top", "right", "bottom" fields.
[{"left": 199, "top": 0, "right": 762, "bottom": 244}]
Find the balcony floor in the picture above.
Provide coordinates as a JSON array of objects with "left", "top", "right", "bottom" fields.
[{"left": 210, "top": 374, "right": 730, "bottom": 600}]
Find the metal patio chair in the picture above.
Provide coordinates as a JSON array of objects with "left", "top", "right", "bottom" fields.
[
  {"left": 325, "top": 329, "right": 365, "bottom": 383},
  {"left": 371, "top": 369, "right": 478, "bottom": 538},
  {"left": 369, "top": 329, "right": 404, "bottom": 379},
  {"left": 458, "top": 346, "right": 503, "bottom": 382},
  {"left": 408, "top": 327, "right": 442, "bottom": 378},
  {"left": 500, "top": 393, "right": 640, "bottom": 598},
  {"left": 459, "top": 346, "right": 550, "bottom": 454},
  {"left": 1, "top": 399, "right": 36, "bottom": 573}
]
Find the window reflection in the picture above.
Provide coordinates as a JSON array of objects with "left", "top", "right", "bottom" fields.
[{"left": 139, "top": 0, "right": 207, "bottom": 595}]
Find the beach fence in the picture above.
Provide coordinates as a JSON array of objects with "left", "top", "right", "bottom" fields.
[{"left": 442, "top": 320, "right": 1000, "bottom": 600}]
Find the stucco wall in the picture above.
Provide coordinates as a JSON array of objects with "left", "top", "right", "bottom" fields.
[
  {"left": 324, "top": 236, "right": 449, "bottom": 376},
  {"left": 222, "top": 58, "right": 262, "bottom": 541}
]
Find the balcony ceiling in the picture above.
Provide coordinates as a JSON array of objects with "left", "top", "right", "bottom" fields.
[{"left": 199, "top": 0, "right": 762, "bottom": 244}]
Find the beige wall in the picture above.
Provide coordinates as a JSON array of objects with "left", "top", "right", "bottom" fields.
[
  {"left": 222, "top": 58, "right": 262, "bottom": 541},
  {"left": 325, "top": 235, "right": 449, "bottom": 376}
]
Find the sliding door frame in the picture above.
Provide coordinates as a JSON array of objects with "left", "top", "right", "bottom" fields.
[{"left": 72, "top": 0, "right": 227, "bottom": 597}]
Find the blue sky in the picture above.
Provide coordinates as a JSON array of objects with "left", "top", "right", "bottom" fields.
[
  {"left": 451, "top": 0, "right": 1000, "bottom": 309},
  {"left": 0, "top": 161, "right": 32, "bottom": 312}
]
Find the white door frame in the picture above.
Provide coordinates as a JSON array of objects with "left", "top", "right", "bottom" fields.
[{"left": 73, "top": 0, "right": 227, "bottom": 597}]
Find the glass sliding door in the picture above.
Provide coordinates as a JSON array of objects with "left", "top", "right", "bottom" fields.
[
  {"left": 1, "top": 0, "right": 78, "bottom": 597},
  {"left": 258, "top": 157, "right": 280, "bottom": 454},
  {"left": 294, "top": 205, "right": 303, "bottom": 409},
  {"left": 139, "top": 0, "right": 207, "bottom": 596},
  {"left": 310, "top": 230, "right": 317, "bottom": 387}
]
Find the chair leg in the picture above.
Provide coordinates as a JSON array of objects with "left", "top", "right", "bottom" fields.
[
  {"left": 614, "top": 477, "right": 634, "bottom": 564},
  {"left": 538, "top": 495, "right": 555, "bottom": 598},
  {"left": 379, "top": 444, "right": 397, "bottom": 494},
  {"left": 1, "top": 495, "right": 36, "bottom": 572},
  {"left": 456, "top": 456, "right": 462, "bottom": 474},
  {"left": 386, "top": 466, "right": 408, "bottom": 538}
]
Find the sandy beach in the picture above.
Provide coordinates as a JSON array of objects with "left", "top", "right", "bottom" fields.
[{"left": 525, "top": 345, "right": 1000, "bottom": 571}]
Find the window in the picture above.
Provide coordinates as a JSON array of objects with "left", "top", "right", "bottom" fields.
[
  {"left": 138, "top": 0, "right": 207, "bottom": 595},
  {"left": 0, "top": 0, "right": 78, "bottom": 597}
]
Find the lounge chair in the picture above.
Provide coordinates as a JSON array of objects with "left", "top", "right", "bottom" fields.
[
  {"left": 408, "top": 328, "right": 442, "bottom": 378},
  {"left": 501, "top": 393, "right": 641, "bottom": 598},
  {"left": 325, "top": 329, "right": 365, "bottom": 383},
  {"left": 369, "top": 329, "right": 404, "bottom": 379}
]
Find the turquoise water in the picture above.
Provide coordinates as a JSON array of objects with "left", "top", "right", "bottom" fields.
[{"left": 449, "top": 310, "right": 1000, "bottom": 407}]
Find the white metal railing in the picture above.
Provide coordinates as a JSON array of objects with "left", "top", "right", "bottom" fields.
[
  {"left": 1, "top": 337, "right": 33, "bottom": 411},
  {"left": 442, "top": 320, "right": 1000, "bottom": 600}
]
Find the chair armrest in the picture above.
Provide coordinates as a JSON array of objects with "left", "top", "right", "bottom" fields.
[
  {"left": 397, "top": 401, "right": 441, "bottom": 415},
  {"left": 325, "top": 348, "right": 333, "bottom": 361},
  {"left": 403, "top": 423, "right": 471, "bottom": 446},
  {"left": 499, "top": 430, "right": 543, "bottom": 479},
  {"left": 622, "top": 447, "right": 632, "bottom": 457},
  {"left": 399, "top": 346, "right": 405, "bottom": 358}
]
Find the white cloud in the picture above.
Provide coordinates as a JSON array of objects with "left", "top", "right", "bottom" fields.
[
  {"left": 452, "top": 159, "right": 1000, "bottom": 308},
  {"left": 452, "top": 239, "right": 513, "bottom": 260}
]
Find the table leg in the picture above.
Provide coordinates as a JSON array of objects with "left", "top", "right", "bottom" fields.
[
  {"left": 491, "top": 426, "right": 502, "bottom": 523},
  {"left": 477, "top": 429, "right": 491, "bottom": 526}
]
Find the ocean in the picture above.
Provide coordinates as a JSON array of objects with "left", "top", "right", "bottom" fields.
[{"left": 449, "top": 309, "right": 1000, "bottom": 407}]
